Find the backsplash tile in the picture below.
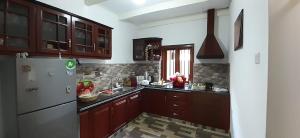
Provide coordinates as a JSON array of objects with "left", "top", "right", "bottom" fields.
[
  {"left": 76, "top": 63, "right": 160, "bottom": 89},
  {"left": 76, "top": 62, "right": 229, "bottom": 89},
  {"left": 193, "top": 64, "right": 229, "bottom": 88}
]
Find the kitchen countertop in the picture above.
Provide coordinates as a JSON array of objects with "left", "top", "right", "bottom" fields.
[
  {"left": 144, "top": 85, "right": 230, "bottom": 95},
  {"left": 77, "top": 87, "right": 144, "bottom": 112},
  {"left": 77, "top": 85, "right": 229, "bottom": 113}
]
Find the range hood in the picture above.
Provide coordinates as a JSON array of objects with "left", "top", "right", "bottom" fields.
[{"left": 197, "top": 9, "right": 224, "bottom": 59}]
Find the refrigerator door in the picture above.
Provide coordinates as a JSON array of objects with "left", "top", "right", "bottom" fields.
[
  {"left": 18, "top": 101, "right": 78, "bottom": 138},
  {"left": 16, "top": 58, "right": 76, "bottom": 114}
]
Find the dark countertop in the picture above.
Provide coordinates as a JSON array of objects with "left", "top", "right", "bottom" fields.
[
  {"left": 144, "top": 85, "right": 230, "bottom": 95},
  {"left": 77, "top": 87, "right": 144, "bottom": 112},
  {"left": 77, "top": 85, "right": 229, "bottom": 113}
]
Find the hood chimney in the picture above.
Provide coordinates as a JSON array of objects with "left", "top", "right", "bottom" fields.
[{"left": 197, "top": 9, "right": 224, "bottom": 59}]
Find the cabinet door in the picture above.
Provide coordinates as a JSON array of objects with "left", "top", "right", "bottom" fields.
[
  {"left": 91, "top": 103, "right": 111, "bottom": 138},
  {"left": 72, "top": 17, "right": 95, "bottom": 56},
  {"left": 94, "top": 25, "right": 111, "bottom": 58},
  {"left": 0, "top": 0, "right": 35, "bottom": 53},
  {"left": 191, "top": 92, "right": 230, "bottom": 131},
  {"left": 142, "top": 89, "right": 167, "bottom": 116},
  {"left": 111, "top": 97, "right": 127, "bottom": 132},
  {"left": 133, "top": 39, "right": 145, "bottom": 60},
  {"left": 37, "top": 7, "right": 71, "bottom": 54},
  {"left": 80, "top": 111, "right": 92, "bottom": 138},
  {"left": 127, "top": 92, "right": 141, "bottom": 121}
]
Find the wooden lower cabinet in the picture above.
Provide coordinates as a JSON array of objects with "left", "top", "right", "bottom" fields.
[
  {"left": 191, "top": 92, "right": 230, "bottom": 131},
  {"left": 80, "top": 90, "right": 230, "bottom": 138},
  {"left": 80, "top": 111, "right": 92, "bottom": 138},
  {"left": 111, "top": 97, "right": 128, "bottom": 132},
  {"left": 127, "top": 93, "right": 142, "bottom": 121},
  {"left": 91, "top": 103, "right": 111, "bottom": 138},
  {"left": 142, "top": 89, "right": 167, "bottom": 116}
]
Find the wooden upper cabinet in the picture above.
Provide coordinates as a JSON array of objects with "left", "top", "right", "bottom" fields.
[
  {"left": 94, "top": 25, "right": 112, "bottom": 58},
  {"left": 0, "top": 0, "right": 35, "bottom": 53},
  {"left": 72, "top": 17, "right": 95, "bottom": 56},
  {"left": 133, "top": 38, "right": 162, "bottom": 61},
  {"left": 36, "top": 6, "right": 71, "bottom": 55}
]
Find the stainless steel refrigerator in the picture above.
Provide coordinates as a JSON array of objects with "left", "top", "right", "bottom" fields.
[{"left": 0, "top": 57, "right": 78, "bottom": 138}]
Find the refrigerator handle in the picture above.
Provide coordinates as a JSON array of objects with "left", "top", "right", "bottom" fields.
[{"left": 26, "top": 87, "right": 39, "bottom": 92}]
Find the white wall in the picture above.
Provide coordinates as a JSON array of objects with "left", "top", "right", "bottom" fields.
[
  {"left": 37, "top": 0, "right": 137, "bottom": 63},
  {"left": 135, "top": 11, "right": 230, "bottom": 64},
  {"left": 267, "top": 0, "right": 300, "bottom": 138},
  {"left": 229, "top": 0, "right": 268, "bottom": 138}
]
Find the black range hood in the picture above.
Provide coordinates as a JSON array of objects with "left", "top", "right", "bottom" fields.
[{"left": 197, "top": 9, "right": 224, "bottom": 59}]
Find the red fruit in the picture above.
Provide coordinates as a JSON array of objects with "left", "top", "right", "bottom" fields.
[{"left": 77, "top": 82, "right": 84, "bottom": 94}]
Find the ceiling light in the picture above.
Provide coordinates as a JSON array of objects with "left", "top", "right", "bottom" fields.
[{"left": 132, "top": 0, "right": 145, "bottom": 5}]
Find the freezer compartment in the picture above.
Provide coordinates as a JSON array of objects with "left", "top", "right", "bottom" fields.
[
  {"left": 16, "top": 58, "right": 76, "bottom": 114},
  {"left": 18, "top": 101, "right": 78, "bottom": 138}
]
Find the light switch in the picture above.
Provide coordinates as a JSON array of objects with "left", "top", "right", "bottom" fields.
[{"left": 255, "top": 52, "right": 261, "bottom": 64}]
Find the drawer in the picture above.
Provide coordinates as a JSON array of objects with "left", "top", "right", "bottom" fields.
[
  {"left": 167, "top": 92, "right": 188, "bottom": 102},
  {"left": 169, "top": 108, "right": 186, "bottom": 119},
  {"left": 167, "top": 101, "right": 187, "bottom": 110}
]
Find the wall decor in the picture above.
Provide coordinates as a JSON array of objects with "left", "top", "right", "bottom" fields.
[{"left": 234, "top": 9, "right": 244, "bottom": 51}]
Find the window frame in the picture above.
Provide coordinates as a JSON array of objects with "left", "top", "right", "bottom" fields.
[{"left": 161, "top": 44, "right": 194, "bottom": 81}]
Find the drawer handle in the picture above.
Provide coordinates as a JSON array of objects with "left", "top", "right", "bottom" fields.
[
  {"left": 130, "top": 95, "right": 139, "bottom": 100},
  {"left": 116, "top": 100, "right": 126, "bottom": 105},
  {"left": 68, "top": 39, "right": 72, "bottom": 48},
  {"left": 173, "top": 96, "right": 178, "bottom": 98},
  {"left": 173, "top": 112, "right": 178, "bottom": 116},
  {"left": 173, "top": 104, "right": 179, "bottom": 107}
]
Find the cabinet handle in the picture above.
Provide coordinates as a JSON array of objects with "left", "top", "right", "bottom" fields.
[
  {"left": 173, "top": 112, "right": 178, "bottom": 116},
  {"left": 68, "top": 39, "right": 71, "bottom": 48},
  {"left": 116, "top": 99, "right": 126, "bottom": 106},
  {"left": 173, "top": 95, "right": 178, "bottom": 98},
  {"left": 93, "top": 43, "right": 96, "bottom": 51},
  {"left": 173, "top": 104, "right": 179, "bottom": 107},
  {"left": 130, "top": 95, "right": 139, "bottom": 100}
]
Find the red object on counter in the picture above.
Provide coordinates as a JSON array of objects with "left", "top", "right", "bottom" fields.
[{"left": 170, "top": 76, "right": 186, "bottom": 88}]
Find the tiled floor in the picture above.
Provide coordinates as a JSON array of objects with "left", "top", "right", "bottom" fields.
[{"left": 110, "top": 113, "right": 230, "bottom": 138}]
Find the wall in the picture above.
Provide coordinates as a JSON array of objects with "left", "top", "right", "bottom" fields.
[
  {"left": 229, "top": 0, "right": 268, "bottom": 138},
  {"left": 136, "top": 10, "right": 230, "bottom": 64},
  {"left": 37, "top": 0, "right": 137, "bottom": 63},
  {"left": 267, "top": 0, "right": 300, "bottom": 137}
]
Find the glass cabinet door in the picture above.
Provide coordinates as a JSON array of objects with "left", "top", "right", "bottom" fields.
[
  {"left": 38, "top": 7, "right": 71, "bottom": 54},
  {"left": 95, "top": 26, "right": 111, "bottom": 58},
  {"left": 0, "top": 0, "right": 35, "bottom": 51},
  {"left": 72, "top": 17, "right": 94, "bottom": 55}
]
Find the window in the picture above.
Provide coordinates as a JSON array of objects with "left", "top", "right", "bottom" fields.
[{"left": 161, "top": 44, "right": 194, "bottom": 81}]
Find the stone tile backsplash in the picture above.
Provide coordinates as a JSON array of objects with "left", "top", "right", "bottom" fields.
[
  {"left": 77, "top": 63, "right": 229, "bottom": 89},
  {"left": 193, "top": 64, "right": 229, "bottom": 88},
  {"left": 76, "top": 63, "right": 160, "bottom": 89}
]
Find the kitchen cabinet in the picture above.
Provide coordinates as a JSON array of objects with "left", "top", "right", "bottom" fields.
[
  {"left": 94, "top": 25, "right": 112, "bottom": 58},
  {"left": 91, "top": 102, "right": 111, "bottom": 138},
  {"left": 0, "top": 0, "right": 35, "bottom": 53},
  {"left": 166, "top": 92, "right": 191, "bottom": 121},
  {"left": 0, "top": 0, "right": 113, "bottom": 59},
  {"left": 72, "top": 17, "right": 95, "bottom": 56},
  {"left": 111, "top": 97, "right": 128, "bottom": 132},
  {"left": 142, "top": 89, "right": 167, "bottom": 116},
  {"left": 80, "top": 111, "right": 92, "bottom": 138},
  {"left": 133, "top": 37, "right": 162, "bottom": 61},
  {"left": 191, "top": 92, "right": 230, "bottom": 131},
  {"left": 72, "top": 17, "right": 112, "bottom": 58},
  {"left": 36, "top": 6, "right": 71, "bottom": 55},
  {"left": 127, "top": 92, "right": 142, "bottom": 121}
]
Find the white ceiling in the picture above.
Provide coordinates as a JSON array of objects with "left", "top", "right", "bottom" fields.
[{"left": 86, "top": 0, "right": 231, "bottom": 25}]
